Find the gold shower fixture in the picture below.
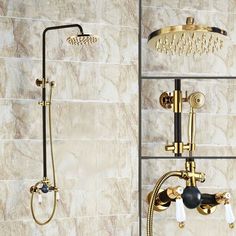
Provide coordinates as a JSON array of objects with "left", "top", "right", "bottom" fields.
[
  {"left": 30, "top": 24, "right": 99, "bottom": 226},
  {"left": 147, "top": 17, "right": 228, "bottom": 55},
  {"left": 160, "top": 89, "right": 205, "bottom": 154},
  {"left": 146, "top": 83, "right": 235, "bottom": 236},
  {"left": 146, "top": 161, "right": 235, "bottom": 236}
]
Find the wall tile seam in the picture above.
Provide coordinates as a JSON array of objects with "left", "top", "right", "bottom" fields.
[
  {"left": 142, "top": 185, "right": 234, "bottom": 190},
  {"left": 141, "top": 73, "right": 236, "bottom": 77},
  {"left": 142, "top": 75, "right": 236, "bottom": 78},
  {"left": 142, "top": 109, "right": 236, "bottom": 116},
  {"left": 0, "top": 138, "right": 133, "bottom": 142},
  {"left": 0, "top": 214, "right": 137, "bottom": 223},
  {"left": 0, "top": 56, "right": 138, "bottom": 66},
  {"left": 0, "top": 98, "right": 136, "bottom": 104},
  {"left": 0, "top": 176, "right": 134, "bottom": 182},
  {"left": 0, "top": 139, "right": 133, "bottom": 144},
  {"left": 142, "top": 142, "right": 236, "bottom": 147},
  {"left": 0, "top": 15, "right": 138, "bottom": 30},
  {"left": 141, "top": 216, "right": 227, "bottom": 220},
  {"left": 142, "top": 5, "right": 232, "bottom": 14}
]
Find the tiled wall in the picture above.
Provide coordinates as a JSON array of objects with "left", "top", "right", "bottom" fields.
[
  {"left": 0, "top": 1, "right": 138, "bottom": 235},
  {"left": 141, "top": 0, "right": 236, "bottom": 236}
]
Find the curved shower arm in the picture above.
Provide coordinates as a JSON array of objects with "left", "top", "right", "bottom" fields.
[
  {"left": 147, "top": 171, "right": 183, "bottom": 236},
  {"left": 42, "top": 24, "right": 83, "bottom": 79}
]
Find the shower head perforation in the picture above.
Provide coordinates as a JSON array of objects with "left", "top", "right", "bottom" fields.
[{"left": 67, "top": 34, "right": 99, "bottom": 46}]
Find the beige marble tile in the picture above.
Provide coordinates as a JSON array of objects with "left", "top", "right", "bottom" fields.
[
  {"left": 228, "top": 0, "right": 236, "bottom": 13},
  {"left": 142, "top": 0, "right": 179, "bottom": 8},
  {"left": 0, "top": 100, "right": 41, "bottom": 139},
  {"left": 97, "top": 214, "right": 137, "bottom": 236},
  {"left": 97, "top": 177, "right": 131, "bottom": 215},
  {"left": 0, "top": 218, "right": 78, "bottom": 236},
  {"left": 4, "top": 0, "right": 99, "bottom": 23},
  {"left": 0, "top": 58, "right": 138, "bottom": 102},
  {"left": 76, "top": 217, "right": 98, "bottom": 235},
  {"left": 96, "top": 141, "right": 132, "bottom": 178},
  {"left": 99, "top": 63, "right": 138, "bottom": 103},
  {"left": 142, "top": 110, "right": 174, "bottom": 143},
  {"left": 101, "top": 0, "right": 138, "bottom": 28},
  {"left": 179, "top": 0, "right": 211, "bottom": 10},
  {"left": 99, "top": 25, "right": 138, "bottom": 64},
  {"left": 0, "top": 140, "right": 42, "bottom": 180}
]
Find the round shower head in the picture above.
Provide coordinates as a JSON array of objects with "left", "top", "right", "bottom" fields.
[
  {"left": 147, "top": 17, "right": 228, "bottom": 56},
  {"left": 188, "top": 92, "right": 205, "bottom": 109},
  {"left": 67, "top": 34, "right": 99, "bottom": 46}
]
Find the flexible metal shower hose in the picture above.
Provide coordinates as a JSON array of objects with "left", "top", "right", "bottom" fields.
[
  {"left": 147, "top": 171, "right": 182, "bottom": 236},
  {"left": 30, "top": 83, "right": 57, "bottom": 225}
]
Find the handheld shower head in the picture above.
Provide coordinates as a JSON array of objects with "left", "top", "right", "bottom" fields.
[
  {"left": 67, "top": 34, "right": 99, "bottom": 46},
  {"left": 188, "top": 92, "right": 205, "bottom": 109}
]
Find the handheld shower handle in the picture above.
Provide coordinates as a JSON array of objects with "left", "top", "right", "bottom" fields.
[
  {"left": 188, "top": 107, "right": 196, "bottom": 150},
  {"left": 187, "top": 92, "right": 205, "bottom": 152}
]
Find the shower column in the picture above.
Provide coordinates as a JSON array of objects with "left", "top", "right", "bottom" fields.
[{"left": 174, "top": 79, "right": 182, "bottom": 157}]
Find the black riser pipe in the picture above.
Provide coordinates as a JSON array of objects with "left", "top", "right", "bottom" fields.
[{"left": 174, "top": 79, "right": 181, "bottom": 157}]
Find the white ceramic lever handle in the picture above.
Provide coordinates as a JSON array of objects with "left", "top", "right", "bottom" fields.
[
  {"left": 38, "top": 193, "right": 42, "bottom": 205},
  {"left": 225, "top": 203, "right": 235, "bottom": 228},
  {"left": 56, "top": 192, "right": 60, "bottom": 201},
  {"left": 176, "top": 197, "right": 186, "bottom": 228}
]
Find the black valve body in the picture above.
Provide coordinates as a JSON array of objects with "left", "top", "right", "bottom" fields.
[{"left": 182, "top": 186, "right": 201, "bottom": 209}]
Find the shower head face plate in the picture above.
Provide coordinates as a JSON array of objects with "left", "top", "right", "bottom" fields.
[
  {"left": 147, "top": 17, "right": 228, "bottom": 56},
  {"left": 67, "top": 34, "right": 99, "bottom": 46},
  {"left": 188, "top": 92, "right": 205, "bottom": 109}
]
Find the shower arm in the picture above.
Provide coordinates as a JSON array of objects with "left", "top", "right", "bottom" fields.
[{"left": 41, "top": 24, "right": 84, "bottom": 178}]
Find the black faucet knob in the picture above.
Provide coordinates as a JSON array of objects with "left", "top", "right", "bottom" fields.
[
  {"left": 182, "top": 186, "right": 201, "bottom": 209},
  {"left": 41, "top": 184, "right": 49, "bottom": 193}
]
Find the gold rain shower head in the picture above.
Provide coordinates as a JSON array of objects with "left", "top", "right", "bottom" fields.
[
  {"left": 147, "top": 17, "right": 228, "bottom": 55},
  {"left": 67, "top": 34, "right": 99, "bottom": 46}
]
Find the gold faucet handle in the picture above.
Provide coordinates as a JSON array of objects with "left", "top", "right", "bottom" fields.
[
  {"left": 215, "top": 192, "right": 231, "bottom": 204},
  {"left": 167, "top": 186, "right": 183, "bottom": 199},
  {"left": 35, "top": 78, "right": 49, "bottom": 87},
  {"left": 215, "top": 193, "right": 236, "bottom": 229},
  {"left": 147, "top": 186, "right": 184, "bottom": 212},
  {"left": 159, "top": 92, "right": 173, "bottom": 109}
]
